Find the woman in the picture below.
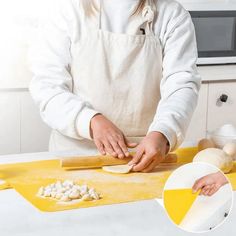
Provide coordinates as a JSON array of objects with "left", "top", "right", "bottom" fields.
[{"left": 29, "top": 0, "right": 201, "bottom": 172}]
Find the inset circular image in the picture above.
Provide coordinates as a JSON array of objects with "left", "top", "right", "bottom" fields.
[{"left": 163, "top": 162, "right": 233, "bottom": 233}]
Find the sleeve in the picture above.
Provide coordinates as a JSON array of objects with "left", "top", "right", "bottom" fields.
[
  {"left": 29, "top": 0, "right": 99, "bottom": 140},
  {"left": 148, "top": 12, "right": 201, "bottom": 151}
]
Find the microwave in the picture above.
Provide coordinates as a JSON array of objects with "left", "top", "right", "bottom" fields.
[{"left": 180, "top": 1, "right": 236, "bottom": 65}]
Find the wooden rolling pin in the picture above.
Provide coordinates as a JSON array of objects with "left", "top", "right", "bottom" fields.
[{"left": 60, "top": 153, "right": 177, "bottom": 169}]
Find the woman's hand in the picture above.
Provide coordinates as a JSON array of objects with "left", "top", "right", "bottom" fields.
[
  {"left": 129, "top": 132, "right": 169, "bottom": 173},
  {"left": 192, "top": 172, "right": 228, "bottom": 196},
  {"left": 90, "top": 114, "right": 137, "bottom": 158}
]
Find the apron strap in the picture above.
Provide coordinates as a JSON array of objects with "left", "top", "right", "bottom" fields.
[{"left": 142, "top": 0, "right": 156, "bottom": 36}]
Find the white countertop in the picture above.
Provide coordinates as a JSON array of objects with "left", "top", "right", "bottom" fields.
[
  {"left": 1, "top": 65, "right": 236, "bottom": 91},
  {"left": 198, "top": 65, "right": 236, "bottom": 82},
  {"left": 0, "top": 152, "right": 235, "bottom": 236}
]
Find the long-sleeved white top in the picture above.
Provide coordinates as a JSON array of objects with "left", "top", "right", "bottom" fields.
[{"left": 29, "top": 0, "right": 201, "bottom": 151}]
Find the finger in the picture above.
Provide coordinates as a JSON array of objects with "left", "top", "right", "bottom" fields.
[
  {"left": 200, "top": 189, "right": 206, "bottom": 196},
  {"left": 141, "top": 159, "right": 160, "bottom": 173},
  {"left": 192, "top": 177, "right": 207, "bottom": 193},
  {"left": 204, "top": 184, "right": 215, "bottom": 195},
  {"left": 103, "top": 140, "right": 117, "bottom": 157},
  {"left": 132, "top": 155, "right": 153, "bottom": 172},
  {"left": 202, "top": 184, "right": 213, "bottom": 195},
  {"left": 124, "top": 137, "right": 138, "bottom": 149},
  {"left": 211, "top": 184, "right": 221, "bottom": 194},
  {"left": 215, "top": 183, "right": 222, "bottom": 191},
  {"left": 203, "top": 185, "right": 211, "bottom": 191},
  {"left": 200, "top": 185, "right": 209, "bottom": 195},
  {"left": 128, "top": 147, "right": 144, "bottom": 165},
  {"left": 204, "top": 188, "right": 212, "bottom": 196},
  {"left": 118, "top": 139, "right": 130, "bottom": 157},
  {"left": 200, "top": 187, "right": 208, "bottom": 196},
  {"left": 208, "top": 186, "right": 218, "bottom": 196},
  {"left": 109, "top": 139, "right": 125, "bottom": 159},
  {"left": 94, "top": 140, "right": 106, "bottom": 155},
  {"left": 126, "top": 142, "right": 138, "bottom": 148}
]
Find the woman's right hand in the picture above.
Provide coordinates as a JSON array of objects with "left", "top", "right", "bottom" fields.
[{"left": 90, "top": 114, "right": 137, "bottom": 158}]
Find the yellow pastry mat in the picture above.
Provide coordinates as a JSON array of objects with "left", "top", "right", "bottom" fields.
[
  {"left": 163, "top": 189, "right": 200, "bottom": 225},
  {"left": 0, "top": 147, "right": 235, "bottom": 212},
  {"left": 0, "top": 159, "right": 179, "bottom": 212}
]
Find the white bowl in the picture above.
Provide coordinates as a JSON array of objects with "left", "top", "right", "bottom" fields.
[
  {"left": 208, "top": 132, "right": 236, "bottom": 149},
  {"left": 208, "top": 124, "right": 236, "bottom": 148}
]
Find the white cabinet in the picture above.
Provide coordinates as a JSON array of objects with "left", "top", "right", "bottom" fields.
[
  {"left": 0, "top": 90, "right": 51, "bottom": 155},
  {"left": 184, "top": 84, "right": 208, "bottom": 146},
  {"left": 207, "top": 82, "right": 236, "bottom": 132},
  {"left": 183, "top": 81, "right": 236, "bottom": 146},
  {"left": 20, "top": 92, "right": 51, "bottom": 153}
]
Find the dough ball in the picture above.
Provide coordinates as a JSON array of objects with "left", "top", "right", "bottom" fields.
[
  {"left": 223, "top": 143, "right": 236, "bottom": 159},
  {"left": 102, "top": 164, "right": 133, "bottom": 174},
  {"left": 198, "top": 139, "right": 215, "bottom": 152},
  {"left": 193, "top": 148, "right": 234, "bottom": 173}
]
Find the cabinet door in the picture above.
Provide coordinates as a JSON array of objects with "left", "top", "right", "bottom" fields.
[
  {"left": 183, "top": 84, "right": 208, "bottom": 146},
  {"left": 0, "top": 92, "right": 20, "bottom": 155},
  {"left": 207, "top": 82, "right": 236, "bottom": 133},
  {"left": 20, "top": 92, "right": 51, "bottom": 153}
]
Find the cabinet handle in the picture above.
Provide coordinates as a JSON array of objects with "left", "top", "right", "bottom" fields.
[{"left": 219, "top": 94, "right": 228, "bottom": 103}]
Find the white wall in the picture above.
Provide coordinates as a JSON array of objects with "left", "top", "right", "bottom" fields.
[
  {"left": 0, "top": 0, "right": 51, "bottom": 89},
  {"left": 0, "top": 0, "right": 51, "bottom": 155}
]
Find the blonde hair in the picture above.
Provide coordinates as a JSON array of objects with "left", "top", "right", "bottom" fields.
[
  {"left": 132, "top": 0, "right": 147, "bottom": 15},
  {"left": 81, "top": 0, "right": 147, "bottom": 16}
]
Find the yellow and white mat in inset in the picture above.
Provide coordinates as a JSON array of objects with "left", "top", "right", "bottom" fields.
[{"left": 163, "top": 188, "right": 200, "bottom": 225}]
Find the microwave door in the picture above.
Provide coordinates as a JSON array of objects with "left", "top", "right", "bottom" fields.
[{"left": 190, "top": 11, "right": 236, "bottom": 65}]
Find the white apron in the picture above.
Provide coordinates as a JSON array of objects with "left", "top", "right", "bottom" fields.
[{"left": 49, "top": 0, "right": 163, "bottom": 154}]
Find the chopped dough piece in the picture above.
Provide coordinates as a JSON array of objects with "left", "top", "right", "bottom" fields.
[
  {"left": 38, "top": 187, "right": 44, "bottom": 196},
  {"left": 37, "top": 180, "right": 101, "bottom": 202},
  {"left": 82, "top": 194, "right": 93, "bottom": 201},
  {"left": 56, "top": 193, "right": 63, "bottom": 199},
  {"left": 60, "top": 195, "right": 71, "bottom": 202},
  {"left": 102, "top": 164, "right": 133, "bottom": 174},
  {"left": 69, "top": 190, "right": 80, "bottom": 199}
]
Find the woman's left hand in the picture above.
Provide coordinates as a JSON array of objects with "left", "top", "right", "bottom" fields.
[
  {"left": 192, "top": 171, "right": 228, "bottom": 196},
  {"left": 129, "top": 132, "right": 169, "bottom": 172}
]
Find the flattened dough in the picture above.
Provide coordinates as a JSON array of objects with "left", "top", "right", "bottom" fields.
[{"left": 102, "top": 164, "right": 133, "bottom": 174}]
